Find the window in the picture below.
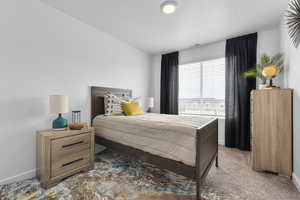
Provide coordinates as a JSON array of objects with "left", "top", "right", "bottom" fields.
[{"left": 179, "top": 58, "right": 225, "bottom": 116}]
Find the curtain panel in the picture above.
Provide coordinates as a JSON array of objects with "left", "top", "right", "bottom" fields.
[
  {"left": 225, "top": 33, "right": 257, "bottom": 151},
  {"left": 160, "top": 51, "right": 179, "bottom": 115}
]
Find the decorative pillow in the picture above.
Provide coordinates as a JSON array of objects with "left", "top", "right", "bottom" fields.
[
  {"left": 121, "top": 102, "right": 144, "bottom": 116},
  {"left": 104, "top": 92, "right": 141, "bottom": 115},
  {"left": 104, "top": 93, "right": 125, "bottom": 115}
]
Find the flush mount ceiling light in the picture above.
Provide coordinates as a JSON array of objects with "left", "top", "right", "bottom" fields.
[{"left": 161, "top": 0, "right": 178, "bottom": 15}]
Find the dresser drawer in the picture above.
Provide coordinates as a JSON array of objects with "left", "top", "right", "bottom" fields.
[
  {"left": 51, "top": 149, "right": 90, "bottom": 178},
  {"left": 51, "top": 133, "right": 91, "bottom": 159}
]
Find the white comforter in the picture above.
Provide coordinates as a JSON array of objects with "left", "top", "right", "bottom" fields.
[{"left": 93, "top": 113, "right": 215, "bottom": 166}]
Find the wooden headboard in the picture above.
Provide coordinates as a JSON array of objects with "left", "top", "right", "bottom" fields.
[{"left": 90, "top": 86, "right": 132, "bottom": 124}]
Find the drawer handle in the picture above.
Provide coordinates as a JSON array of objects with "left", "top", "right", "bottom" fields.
[
  {"left": 62, "top": 158, "right": 84, "bottom": 167},
  {"left": 62, "top": 141, "right": 84, "bottom": 148}
]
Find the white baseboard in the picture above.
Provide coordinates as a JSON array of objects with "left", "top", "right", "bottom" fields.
[
  {"left": 293, "top": 173, "right": 300, "bottom": 192},
  {"left": 0, "top": 169, "right": 36, "bottom": 185}
]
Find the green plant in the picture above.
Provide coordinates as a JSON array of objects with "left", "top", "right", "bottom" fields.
[{"left": 243, "top": 53, "right": 284, "bottom": 84}]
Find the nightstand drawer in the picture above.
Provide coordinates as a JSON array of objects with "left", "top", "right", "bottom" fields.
[
  {"left": 51, "top": 133, "right": 91, "bottom": 158},
  {"left": 51, "top": 149, "right": 90, "bottom": 178}
]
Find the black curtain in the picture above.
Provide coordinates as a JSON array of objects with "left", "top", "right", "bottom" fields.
[
  {"left": 225, "top": 33, "right": 257, "bottom": 151},
  {"left": 160, "top": 51, "right": 179, "bottom": 114}
]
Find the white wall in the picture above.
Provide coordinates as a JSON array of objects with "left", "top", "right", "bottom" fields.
[
  {"left": 280, "top": 19, "right": 300, "bottom": 191},
  {"left": 257, "top": 28, "right": 283, "bottom": 86},
  {"left": 0, "top": 0, "right": 151, "bottom": 184},
  {"left": 150, "top": 27, "right": 281, "bottom": 145}
]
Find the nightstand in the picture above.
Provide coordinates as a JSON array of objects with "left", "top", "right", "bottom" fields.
[{"left": 36, "top": 127, "right": 95, "bottom": 188}]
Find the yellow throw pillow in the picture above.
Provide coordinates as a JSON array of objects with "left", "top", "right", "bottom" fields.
[{"left": 121, "top": 102, "right": 144, "bottom": 116}]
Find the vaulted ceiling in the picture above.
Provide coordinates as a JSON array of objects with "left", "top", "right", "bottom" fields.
[{"left": 42, "top": 0, "right": 289, "bottom": 54}]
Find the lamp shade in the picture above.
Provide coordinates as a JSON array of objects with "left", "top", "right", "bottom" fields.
[
  {"left": 145, "top": 97, "right": 154, "bottom": 108},
  {"left": 49, "top": 95, "right": 69, "bottom": 114}
]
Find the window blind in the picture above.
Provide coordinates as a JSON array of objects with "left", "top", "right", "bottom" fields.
[{"left": 178, "top": 58, "right": 225, "bottom": 116}]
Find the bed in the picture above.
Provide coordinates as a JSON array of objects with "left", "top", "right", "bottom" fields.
[{"left": 91, "top": 86, "right": 218, "bottom": 200}]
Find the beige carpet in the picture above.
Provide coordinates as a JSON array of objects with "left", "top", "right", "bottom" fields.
[{"left": 206, "top": 145, "right": 300, "bottom": 200}]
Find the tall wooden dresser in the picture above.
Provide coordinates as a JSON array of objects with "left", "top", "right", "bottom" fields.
[{"left": 251, "top": 88, "right": 293, "bottom": 177}]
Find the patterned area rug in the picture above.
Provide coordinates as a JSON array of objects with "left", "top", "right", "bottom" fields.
[{"left": 0, "top": 151, "right": 221, "bottom": 200}]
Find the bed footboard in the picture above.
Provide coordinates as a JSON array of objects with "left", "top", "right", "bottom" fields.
[
  {"left": 196, "top": 119, "right": 219, "bottom": 200},
  {"left": 94, "top": 118, "right": 218, "bottom": 200}
]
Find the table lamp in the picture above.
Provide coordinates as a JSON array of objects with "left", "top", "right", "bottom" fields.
[
  {"left": 262, "top": 65, "right": 281, "bottom": 88},
  {"left": 145, "top": 97, "right": 154, "bottom": 113},
  {"left": 49, "top": 95, "right": 69, "bottom": 130}
]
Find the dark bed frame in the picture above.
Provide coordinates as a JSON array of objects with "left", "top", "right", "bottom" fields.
[{"left": 91, "top": 86, "right": 218, "bottom": 200}]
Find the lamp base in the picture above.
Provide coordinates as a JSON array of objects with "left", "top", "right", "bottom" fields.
[
  {"left": 264, "top": 86, "right": 280, "bottom": 90},
  {"left": 52, "top": 113, "right": 68, "bottom": 130},
  {"left": 264, "top": 79, "right": 280, "bottom": 90},
  {"left": 52, "top": 127, "right": 67, "bottom": 131}
]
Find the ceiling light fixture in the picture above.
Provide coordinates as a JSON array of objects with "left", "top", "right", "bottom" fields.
[{"left": 161, "top": 0, "right": 178, "bottom": 15}]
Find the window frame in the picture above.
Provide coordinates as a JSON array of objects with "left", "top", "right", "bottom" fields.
[{"left": 178, "top": 57, "right": 225, "bottom": 117}]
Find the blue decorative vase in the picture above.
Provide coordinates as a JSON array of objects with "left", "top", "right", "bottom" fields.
[{"left": 53, "top": 113, "right": 68, "bottom": 130}]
